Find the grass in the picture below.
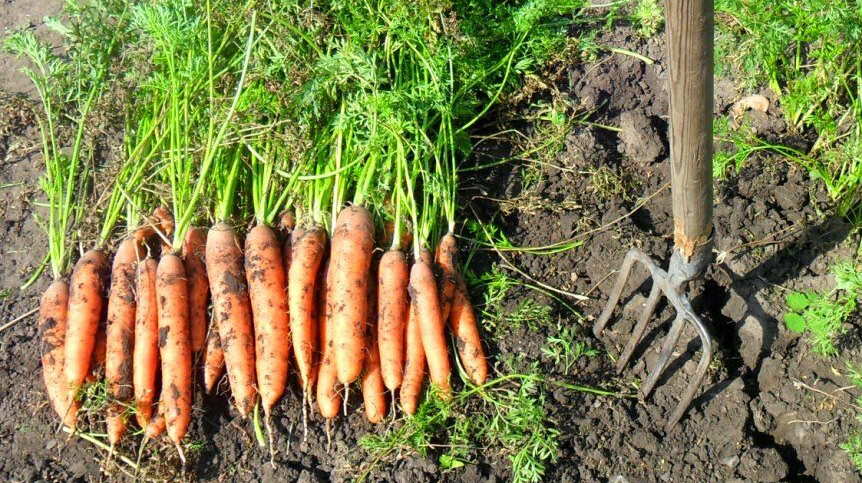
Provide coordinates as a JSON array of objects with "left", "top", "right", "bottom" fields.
[
  {"left": 841, "top": 362, "right": 862, "bottom": 472},
  {"left": 784, "top": 261, "right": 862, "bottom": 357},
  {"left": 715, "top": 0, "right": 862, "bottom": 220}
]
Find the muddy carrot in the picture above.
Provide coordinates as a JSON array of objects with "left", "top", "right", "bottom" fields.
[
  {"left": 400, "top": 296, "right": 425, "bottom": 415},
  {"left": 289, "top": 226, "right": 326, "bottom": 398},
  {"left": 377, "top": 249, "right": 409, "bottom": 391},
  {"left": 144, "top": 402, "right": 166, "bottom": 440},
  {"left": 206, "top": 222, "right": 257, "bottom": 417},
  {"left": 450, "top": 275, "right": 488, "bottom": 385},
  {"left": 134, "top": 258, "right": 159, "bottom": 427},
  {"left": 39, "top": 280, "right": 77, "bottom": 426},
  {"left": 316, "top": 258, "right": 340, "bottom": 419},
  {"left": 105, "top": 238, "right": 141, "bottom": 444},
  {"left": 330, "top": 206, "right": 375, "bottom": 384},
  {"left": 64, "top": 249, "right": 108, "bottom": 425},
  {"left": 156, "top": 254, "right": 192, "bottom": 444},
  {"left": 434, "top": 233, "right": 458, "bottom": 322},
  {"left": 410, "top": 252, "right": 451, "bottom": 394},
  {"left": 245, "top": 224, "right": 290, "bottom": 414},
  {"left": 183, "top": 227, "right": 209, "bottom": 353},
  {"left": 362, "top": 267, "right": 385, "bottom": 423},
  {"left": 202, "top": 325, "right": 226, "bottom": 394},
  {"left": 87, "top": 322, "right": 107, "bottom": 382}
]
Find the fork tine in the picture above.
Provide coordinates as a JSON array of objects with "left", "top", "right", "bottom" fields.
[
  {"left": 615, "top": 282, "right": 661, "bottom": 372},
  {"left": 640, "top": 312, "right": 685, "bottom": 398},
  {"left": 666, "top": 311, "right": 714, "bottom": 431},
  {"left": 593, "top": 248, "right": 640, "bottom": 338}
]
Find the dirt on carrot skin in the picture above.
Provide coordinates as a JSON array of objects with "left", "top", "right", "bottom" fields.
[{"left": 1, "top": 3, "right": 861, "bottom": 483}]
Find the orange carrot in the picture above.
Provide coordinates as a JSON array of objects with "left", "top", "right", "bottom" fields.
[
  {"left": 105, "top": 238, "right": 141, "bottom": 445},
  {"left": 39, "top": 280, "right": 77, "bottom": 426},
  {"left": 289, "top": 226, "right": 327, "bottom": 398},
  {"left": 330, "top": 206, "right": 375, "bottom": 384},
  {"left": 156, "top": 254, "right": 192, "bottom": 444},
  {"left": 361, "top": 333, "right": 386, "bottom": 423},
  {"left": 134, "top": 258, "right": 159, "bottom": 427},
  {"left": 86, "top": 322, "right": 107, "bottom": 382},
  {"left": 434, "top": 233, "right": 458, "bottom": 322},
  {"left": 205, "top": 222, "right": 257, "bottom": 417},
  {"left": 245, "top": 224, "right": 290, "bottom": 414},
  {"left": 382, "top": 220, "right": 413, "bottom": 254},
  {"left": 410, "top": 254, "right": 451, "bottom": 394},
  {"left": 183, "top": 227, "right": 209, "bottom": 353},
  {"left": 377, "top": 250, "right": 409, "bottom": 391},
  {"left": 400, "top": 295, "right": 425, "bottom": 415},
  {"left": 316, "top": 258, "right": 340, "bottom": 419},
  {"left": 144, "top": 402, "right": 166, "bottom": 440},
  {"left": 450, "top": 275, "right": 488, "bottom": 385},
  {"left": 277, "top": 210, "right": 296, "bottom": 239},
  {"left": 361, "top": 266, "right": 386, "bottom": 422},
  {"left": 202, "top": 327, "right": 225, "bottom": 394},
  {"left": 64, "top": 249, "right": 108, "bottom": 425}
]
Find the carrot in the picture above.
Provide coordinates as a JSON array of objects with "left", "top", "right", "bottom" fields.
[
  {"left": 245, "top": 224, "right": 290, "bottom": 414},
  {"left": 156, "top": 254, "right": 192, "bottom": 443},
  {"left": 382, "top": 220, "right": 413, "bottom": 254},
  {"left": 288, "top": 226, "right": 327, "bottom": 398},
  {"left": 316, "top": 258, "right": 340, "bottom": 419},
  {"left": 205, "top": 222, "right": 257, "bottom": 417},
  {"left": 377, "top": 249, "right": 408, "bottom": 391},
  {"left": 434, "top": 233, "right": 458, "bottom": 322},
  {"left": 361, "top": 266, "right": 385, "bottom": 423},
  {"left": 133, "top": 258, "right": 159, "bottom": 427},
  {"left": 361, "top": 333, "right": 386, "bottom": 423},
  {"left": 64, "top": 249, "right": 108, "bottom": 425},
  {"left": 330, "top": 206, "right": 375, "bottom": 384},
  {"left": 144, "top": 402, "right": 166, "bottom": 440},
  {"left": 105, "top": 238, "right": 141, "bottom": 445},
  {"left": 202, "top": 326, "right": 225, "bottom": 394},
  {"left": 450, "top": 275, "right": 487, "bottom": 385},
  {"left": 183, "top": 227, "right": 209, "bottom": 353},
  {"left": 410, "top": 254, "right": 451, "bottom": 394},
  {"left": 39, "top": 280, "right": 77, "bottom": 426},
  {"left": 277, "top": 210, "right": 296, "bottom": 238},
  {"left": 400, "top": 295, "right": 424, "bottom": 415},
  {"left": 87, "top": 323, "right": 107, "bottom": 381}
]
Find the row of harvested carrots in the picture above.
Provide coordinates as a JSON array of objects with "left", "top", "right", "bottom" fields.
[{"left": 38, "top": 206, "right": 487, "bottom": 448}]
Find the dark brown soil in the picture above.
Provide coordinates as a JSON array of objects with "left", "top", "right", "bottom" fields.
[{"left": 1, "top": 3, "right": 860, "bottom": 482}]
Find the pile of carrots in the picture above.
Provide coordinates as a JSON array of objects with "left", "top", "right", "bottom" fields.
[{"left": 38, "top": 206, "right": 487, "bottom": 449}]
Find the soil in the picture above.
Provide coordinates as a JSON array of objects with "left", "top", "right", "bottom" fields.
[{"left": 1, "top": 2, "right": 861, "bottom": 482}]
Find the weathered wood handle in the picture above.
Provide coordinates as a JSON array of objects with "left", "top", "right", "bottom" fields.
[{"left": 667, "top": 0, "right": 714, "bottom": 260}]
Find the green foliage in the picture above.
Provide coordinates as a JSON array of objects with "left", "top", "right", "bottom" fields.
[
  {"left": 715, "top": 0, "right": 862, "bottom": 216},
  {"left": 359, "top": 371, "right": 559, "bottom": 483},
  {"left": 841, "top": 362, "right": 862, "bottom": 473},
  {"left": 632, "top": 0, "right": 663, "bottom": 37},
  {"left": 542, "top": 325, "right": 598, "bottom": 373},
  {"left": 4, "top": 0, "right": 130, "bottom": 277},
  {"left": 784, "top": 262, "right": 862, "bottom": 357}
]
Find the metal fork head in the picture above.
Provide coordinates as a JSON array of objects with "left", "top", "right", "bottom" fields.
[{"left": 593, "top": 247, "right": 714, "bottom": 431}]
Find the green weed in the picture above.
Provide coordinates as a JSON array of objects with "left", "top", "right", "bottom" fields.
[
  {"left": 784, "top": 261, "right": 862, "bottom": 357},
  {"left": 841, "top": 362, "right": 862, "bottom": 473},
  {"left": 542, "top": 325, "right": 599, "bottom": 374},
  {"left": 632, "top": 0, "right": 663, "bottom": 37}
]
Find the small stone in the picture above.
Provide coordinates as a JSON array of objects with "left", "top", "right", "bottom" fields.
[{"left": 731, "top": 94, "right": 769, "bottom": 117}]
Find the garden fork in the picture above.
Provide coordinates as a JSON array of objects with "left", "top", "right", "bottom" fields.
[{"left": 593, "top": 0, "right": 715, "bottom": 431}]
